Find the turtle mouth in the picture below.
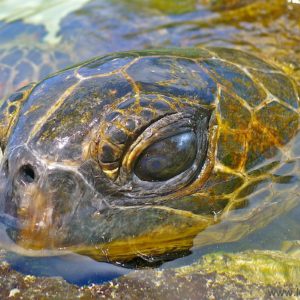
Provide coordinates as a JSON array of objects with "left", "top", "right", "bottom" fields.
[
  {"left": 0, "top": 181, "right": 55, "bottom": 255},
  {"left": 0, "top": 181, "right": 59, "bottom": 250},
  {"left": 0, "top": 212, "right": 71, "bottom": 257}
]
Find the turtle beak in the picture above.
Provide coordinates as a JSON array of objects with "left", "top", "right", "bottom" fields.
[
  {"left": 0, "top": 169, "right": 65, "bottom": 250},
  {"left": 0, "top": 145, "right": 111, "bottom": 254},
  {"left": 10, "top": 167, "right": 93, "bottom": 250},
  {"left": 0, "top": 146, "right": 94, "bottom": 250},
  {"left": 15, "top": 184, "right": 57, "bottom": 249}
]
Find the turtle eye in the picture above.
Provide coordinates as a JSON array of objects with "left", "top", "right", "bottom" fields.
[{"left": 134, "top": 131, "right": 197, "bottom": 182}]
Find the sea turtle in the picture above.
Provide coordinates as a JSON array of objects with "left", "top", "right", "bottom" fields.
[{"left": 0, "top": 47, "right": 299, "bottom": 263}]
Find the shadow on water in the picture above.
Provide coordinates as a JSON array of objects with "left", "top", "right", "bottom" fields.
[{"left": 2, "top": 252, "right": 131, "bottom": 286}]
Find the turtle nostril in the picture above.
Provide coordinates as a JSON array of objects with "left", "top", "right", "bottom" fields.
[{"left": 19, "top": 164, "right": 36, "bottom": 184}]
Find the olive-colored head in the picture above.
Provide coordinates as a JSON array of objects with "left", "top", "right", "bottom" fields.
[{"left": 0, "top": 48, "right": 299, "bottom": 261}]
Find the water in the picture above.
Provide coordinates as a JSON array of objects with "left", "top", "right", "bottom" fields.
[{"left": 0, "top": 0, "right": 300, "bottom": 288}]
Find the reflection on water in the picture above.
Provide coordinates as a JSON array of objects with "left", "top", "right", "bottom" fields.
[
  {"left": 0, "top": 0, "right": 300, "bottom": 287},
  {"left": 110, "top": 0, "right": 198, "bottom": 14},
  {"left": 163, "top": 200, "right": 300, "bottom": 269}
]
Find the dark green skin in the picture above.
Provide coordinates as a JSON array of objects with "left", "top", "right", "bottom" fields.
[{"left": 0, "top": 48, "right": 299, "bottom": 261}]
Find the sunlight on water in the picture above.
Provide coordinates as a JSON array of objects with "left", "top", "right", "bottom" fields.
[{"left": 0, "top": 0, "right": 90, "bottom": 43}]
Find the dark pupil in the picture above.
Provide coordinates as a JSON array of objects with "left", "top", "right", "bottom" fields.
[{"left": 135, "top": 132, "right": 197, "bottom": 182}]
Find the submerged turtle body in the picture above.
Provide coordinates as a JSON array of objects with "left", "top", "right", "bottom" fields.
[{"left": 0, "top": 48, "right": 299, "bottom": 261}]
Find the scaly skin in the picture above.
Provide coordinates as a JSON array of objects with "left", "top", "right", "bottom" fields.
[{"left": 0, "top": 48, "right": 299, "bottom": 262}]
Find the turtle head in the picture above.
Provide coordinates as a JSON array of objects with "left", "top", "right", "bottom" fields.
[
  {"left": 0, "top": 51, "right": 219, "bottom": 258},
  {"left": 0, "top": 49, "right": 299, "bottom": 262},
  {"left": 0, "top": 101, "right": 215, "bottom": 254}
]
